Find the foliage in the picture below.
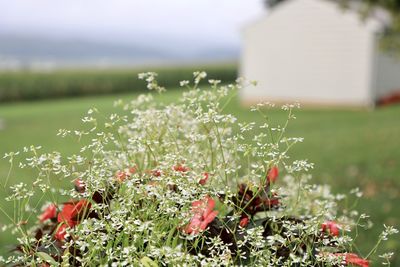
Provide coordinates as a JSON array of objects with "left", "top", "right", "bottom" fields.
[
  {"left": 264, "top": 0, "right": 400, "bottom": 52},
  {"left": 341, "top": 0, "right": 400, "bottom": 52},
  {"left": 264, "top": 0, "right": 285, "bottom": 8},
  {"left": 0, "top": 64, "right": 236, "bottom": 103},
  {"left": 265, "top": 0, "right": 400, "bottom": 13},
  {"left": 1, "top": 73, "right": 397, "bottom": 266}
]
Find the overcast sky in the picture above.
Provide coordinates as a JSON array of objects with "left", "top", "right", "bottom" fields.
[{"left": 0, "top": 0, "right": 265, "bottom": 48}]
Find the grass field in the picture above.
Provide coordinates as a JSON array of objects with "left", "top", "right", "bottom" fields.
[
  {"left": 0, "top": 64, "right": 236, "bottom": 102},
  {"left": 0, "top": 90, "right": 399, "bottom": 265}
]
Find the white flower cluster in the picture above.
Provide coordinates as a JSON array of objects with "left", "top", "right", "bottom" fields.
[{"left": 1, "top": 71, "right": 397, "bottom": 266}]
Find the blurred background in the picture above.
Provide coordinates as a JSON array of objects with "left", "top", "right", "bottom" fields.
[
  {"left": 0, "top": 0, "right": 263, "bottom": 69},
  {"left": 0, "top": 0, "right": 399, "bottom": 265}
]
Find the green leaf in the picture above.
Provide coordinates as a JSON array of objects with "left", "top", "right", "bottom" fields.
[
  {"left": 36, "top": 251, "right": 58, "bottom": 266},
  {"left": 140, "top": 256, "right": 158, "bottom": 267},
  {"left": 166, "top": 226, "right": 176, "bottom": 247}
]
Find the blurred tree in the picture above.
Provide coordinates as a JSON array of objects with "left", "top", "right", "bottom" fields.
[
  {"left": 360, "top": 0, "right": 400, "bottom": 52},
  {"left": 264, "top": 0, "right": 400, "bottom": 52},
  {"left": 264, "top": 0, "right": 286, "bottom": 8}
]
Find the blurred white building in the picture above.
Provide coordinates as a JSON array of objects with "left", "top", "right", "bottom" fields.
[{"left": 240, "top": 0, "right": 400, "bottom": 107}]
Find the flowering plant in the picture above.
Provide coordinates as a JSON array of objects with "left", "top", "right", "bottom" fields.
[{"left": 1, "top": 72, "right": 397, "bottom": 266}]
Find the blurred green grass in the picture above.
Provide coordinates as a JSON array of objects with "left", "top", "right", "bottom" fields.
[
  {"left": 0, "top": 64, "right": 236, "bottom": 102},
  {"left": 0, "top": 89, "right": 399, "bottom": 265}
]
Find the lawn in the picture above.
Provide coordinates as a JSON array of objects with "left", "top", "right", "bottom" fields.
[{"left": 0, "top": 90, "right": 399, "bottom": 265}]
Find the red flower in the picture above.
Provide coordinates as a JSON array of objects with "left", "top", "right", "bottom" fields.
[
  {"left": 334, "top": 253, "right": 369, "bottom": 267},
  {"left": 267, "top": 166, "right": 279, "bottom": 183},
  {"left": 263, "top": 197, "right": 280, "bottom": 208},
  {"left": 321, "top": 221, "right": 341, "bottom": 237},
  {"left": 173, "top": 164, "right": 189, "bottom": 172},
  {"left": 239, "top": 216, "right": 249, "bottom": 228},
  {"left": 57, "top": 200, "right": 91, "bottom": 227},
  {"left": 184, "top": 196, "right": 218, "bottom": 234},
  {"left": 128, "top": 166, "right": 137, "bottom": 174},
  {"left": 38, "top": 204, "right": 57, "bottom": 222},
  {"left": 54, "top": 223, "right": 68, "bottom": 241},
  {"left": 152, "top": 169, "right": 162, "bottom": 177},
  {"left": 345, "top": 254, "right": 369, "bottom": 267},
  {"left": 74, "top": 178, "right": 86, "bottom": 193},
  {"left": 116, "top": 171, "right": 128, "bottom": 182},
  {"left": 199, "top": 172, "right": 209, "bottom": 185}
]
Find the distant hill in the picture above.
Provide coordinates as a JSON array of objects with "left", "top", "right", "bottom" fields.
[
  {"left": 0, "top": 34, "right": 169, "bottom": 63},
  {"left": 0, "top": 34, "right": 239, "bottom": 69}
]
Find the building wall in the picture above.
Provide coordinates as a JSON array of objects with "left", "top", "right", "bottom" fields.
[
  {"left": 240, "top": 0, "right": 382, "bottom": 107},
  {"left": 374, "top": 47, "right": 400, "bottom": 100}
]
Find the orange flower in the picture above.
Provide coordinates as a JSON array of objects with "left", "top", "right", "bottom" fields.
[{"left": 184, "top": 196, "right": 218, "bottom": 234}]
